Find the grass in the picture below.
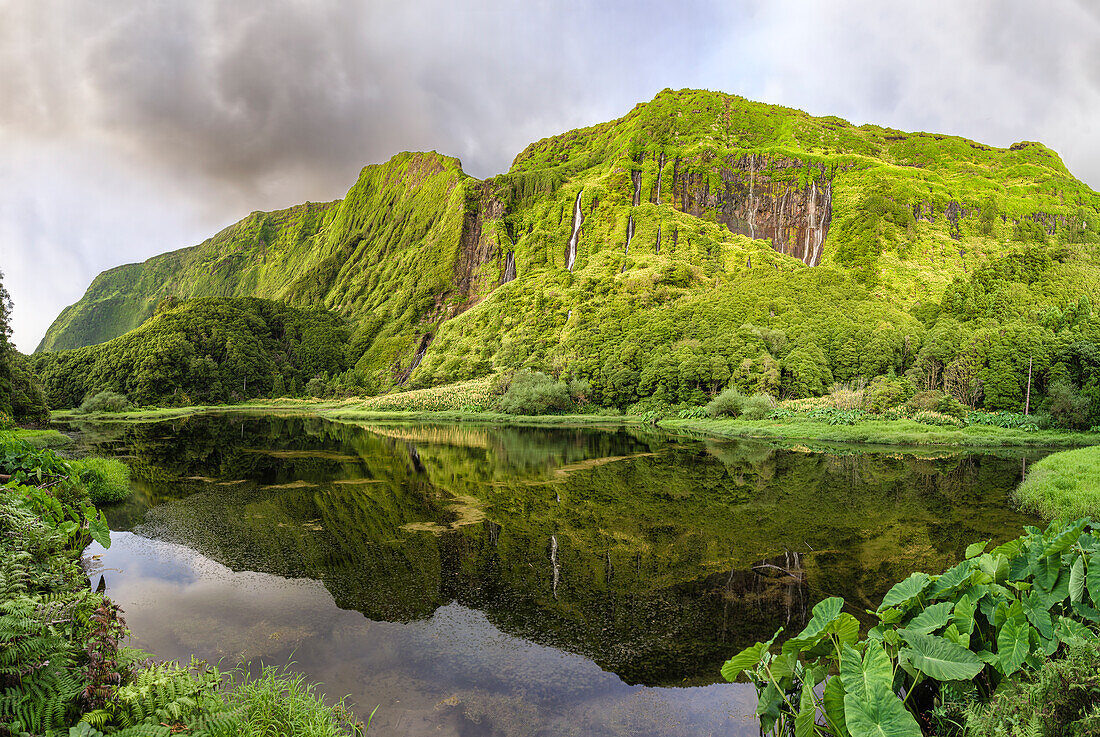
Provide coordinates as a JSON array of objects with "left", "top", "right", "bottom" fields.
[
  {"left": 69, "top": 456, "right": 132, "bottom": 504},
  {"left": 52, "top": 399, "right": 351, "bottom": 423},
  {"left": 10, "top": 427, "right": 73, "bottom": 449},
  {"left": 661, "top": 416, "right": 1100, "bottom": 449},
  {"left": 1015, "top": 445, "right": 1100, "bottom": 519},
  {"left": 226, "top": 664, "right": 371, "bottom": 736},
  {"left": 55, "top": 394, "right": 1100, "bottom": 451}
]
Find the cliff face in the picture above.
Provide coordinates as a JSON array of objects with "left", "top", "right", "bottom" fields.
[
  {"left": 668, "top": 154, "right": 835, "bottom": 266},
  {"left": 39, "top": 88, "right": 1100, "bottom": 392}
]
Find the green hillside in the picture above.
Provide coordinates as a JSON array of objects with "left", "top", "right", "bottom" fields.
[{"left": 37, "top": 88, "right": 1100, "bottom": 411}]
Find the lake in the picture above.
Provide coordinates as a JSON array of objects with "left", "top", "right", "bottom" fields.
[{"left": 72, "top": 413, "right": 1042, "bottom": 736}]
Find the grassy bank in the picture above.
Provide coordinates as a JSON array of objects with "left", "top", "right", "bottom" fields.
[
  {"left": 12, "top": 426, "right": 74, "bottom": 448},
  {"left": 661, "top": 416, "right": 1100, "bottom": 449},
  {"left": 54, "top": 399, "right": 1100, "bottom": 450},
  {"left": 1016, "top": 445, "right": 1100, "bottom": 520},
  {"left": 0, "top": 433, "right": 369, "bottom": 735}
]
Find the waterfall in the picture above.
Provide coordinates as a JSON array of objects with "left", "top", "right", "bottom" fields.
[
  {"left": 655, "top": 224, "right": 661, "bottom": 255},
  {"left": 655, "top": 152, "right": 666, "bottom": 204},
  {"left": 809, "top": 182, "right": 831, "bottom": 267},
  {"left": 566, "top": 190, "right": 583, "bottom": 271},
  {"left": 748, "top": 155, "right": 756, "bottom": 239},
  {"left": 631, "top": 169, "right": 642, "bottom": 207},
  {"left": 550, "top": 534, "right": 560, "bottom": 598},
  {"left": 501, "top": 251, "right": 516, "bottom": 283},
  {"left": 625, "top": 214, "right": 634, "bottom": 254},
  {"left": 802, "top": 181, "right": 817, "bottom": 265}
]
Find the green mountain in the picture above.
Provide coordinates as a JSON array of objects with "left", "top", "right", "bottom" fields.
[{"left": 37, "top": 89, "right": 1100, "bottom": 409}]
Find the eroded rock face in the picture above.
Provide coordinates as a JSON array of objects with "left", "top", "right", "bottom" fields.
[{"left": 670, "top": 153, "right": 836, "bottom": 266}]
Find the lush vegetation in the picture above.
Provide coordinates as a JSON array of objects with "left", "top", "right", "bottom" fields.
[
  {"left": 0, "top": 271, "right": 50, "bottom": 425},
  {"left": 33, "top": 89, "right": 1100, "bottom": 420},
  {"left": 1016, "top": 446, "right": 1100, "bottom": 521},
  {"left": 0, "top": 432, "right": 369, "bottom": 735},
  {"left": 722, "top": 518, "right": 1100, "bottom": 736},
  {"left": 69, "top": 457, "right": 132, "bottom": 504},
  {"left": 33, "top": 298, "right": 350, "bottom": 409},
  {"left": 953, "top": 643, "right": 1100, "bottom": 735}
]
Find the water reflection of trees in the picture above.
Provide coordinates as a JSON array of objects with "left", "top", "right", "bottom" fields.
[{"left": 78, "top": 415, "right": 1039, "bottom": 686}]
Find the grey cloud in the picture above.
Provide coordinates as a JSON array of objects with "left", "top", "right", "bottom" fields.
[{"left": 0, "top": 0, "right": 1096, "bottom": 351}]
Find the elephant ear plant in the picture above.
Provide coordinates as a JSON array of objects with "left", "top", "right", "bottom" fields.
[{"left": 722, "top": 518, "right": 1100, "bottom": 736}]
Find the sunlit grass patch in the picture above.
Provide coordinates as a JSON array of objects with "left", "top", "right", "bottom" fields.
[{"left": 1016, "top": 445, "right": 1100, "bottom": 520}]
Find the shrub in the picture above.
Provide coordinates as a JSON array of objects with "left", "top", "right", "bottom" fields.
[
  {"left": 0, "top": 411, "right": 13, "bottom": 430},
  {"left": 906, "top": 389, "right": 945, "bottom": 414},
  {"left": 705, "top": 387, "right": 744, "bottom": 418},
  {"left": 967, "top": 411, "right": 1040, "bottom": 431},
  {"left": 304, "top": 376, "right": 329, "bottom": 398},
  {"left": 913, "top": 410, "right": 966, "bottom": 427},
  {"left": 70, "top": 457, "right": 132, "bottom": 504},
  {"left": 952, "top": 645, "right": 1100, "bottom": 736},
  {"left": 936, "top": 392, "right": 969, "bottom": 419},
  {"left": 567, "top": 378, "right": 591, "bottom": 406},
  {"left": 79, "top": 391, "right": 132, "bottom": 414},
  {"left": 497, "top": 371, "right": 573, "bottom": 415},
  {"left": 828, "top": 381, "right": 866, "bottom": 411},
  {"left": 740, "top": 393, "right": 776, "bottom": 420},
  {"left": 1044, "top": 378, "right": 1090, "bottom": 430},
  {"left": 808, "top": 407, "right": 868, "bottom": 425}
]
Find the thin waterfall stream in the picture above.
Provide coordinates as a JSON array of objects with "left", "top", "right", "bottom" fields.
[{"left": 566, "top": 191, "right": 583, "bottom": 271}]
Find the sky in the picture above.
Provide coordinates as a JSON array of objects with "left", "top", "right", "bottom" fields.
[{"left": 1, "top": 0, "right": 1098, "bottom": 351}]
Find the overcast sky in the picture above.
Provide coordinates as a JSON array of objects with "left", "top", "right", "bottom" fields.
[{"left": 1, "top": 0, "right": 1097, "bottom": 351}]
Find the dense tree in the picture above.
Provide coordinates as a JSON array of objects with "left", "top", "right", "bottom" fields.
[
  {"left": 0, "top": 270, "right": 50, "bottom": 424},
  {"left": 33, "top": 298, "right": 350, "bottom": 409}
]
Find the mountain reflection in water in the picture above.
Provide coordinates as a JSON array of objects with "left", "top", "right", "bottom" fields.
[{"left": 75, "top": 413, "right": 1041, "bottom": 736}]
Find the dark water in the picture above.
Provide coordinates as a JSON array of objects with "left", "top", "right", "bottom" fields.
[{"left": 73, "top": 413, "right": 1042, "bottom": 736}]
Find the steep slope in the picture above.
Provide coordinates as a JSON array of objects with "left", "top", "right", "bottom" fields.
[{"left": 39, "top": 89, "right": 1100, "bottom": 403}]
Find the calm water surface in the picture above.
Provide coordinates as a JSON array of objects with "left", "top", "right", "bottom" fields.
[{"left": 72, "top": 414, "right": 1042, "bottom": 736}]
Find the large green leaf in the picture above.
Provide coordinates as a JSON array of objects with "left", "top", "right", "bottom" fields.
[
  {"left": 823, "top": 676, "right": 849, "bottom": 737},
  {"left": 1021, "top": 591, "right": 1053, "bottom": 640},
  {"left": 899, "top": 631, "right": 984, "bottom": 682},
  {"left": 1055, "top": 615, "right": 1094, "bottom": 647},
  {"left": 902, "top": 602, "right": 953, "bottom": 635},
  {"left": 87, "top": 511, "right": 111, "bottom": 550},
  {"left": 1089, "top": 554, "right": 1100, "bottom": 609},
  {"left": 996, "top": 619, "right": 1032, "bottom": 677},
  {"left": 830, "top": 613, "right": 862, "bottom": 647},
  {"left": 841, "top": 643, "right": 921, "bottom": 737},
  {"left": 952, "top": 594, "right": 976, "bottom": 635},
  {"left": 840, "top": 643, "right": 890, "bottom": 702},
  {"left": 721, "top": 642, "right": 766, "bottom": 682},
  {"left": 964, "top": 539, "right": 989, "bottom": 559},
  {"left": 1069, "top": 555, "right": 1086, "bottom": 603},
  {"left": 879, "top": 573, "right": 930, "bottom": 611},
  {"left": 784, "top": 597, "right": 844, "bottom": 653},
  {"left": 929, "top": 562, "right": 973, "bottom": 600},
  {"left": 1042, "top": 518, "right": 1089, "bottom": 558},
  {"left": 991, "top": 537, "right": 1023, "bottom": 560},
  {"left": 756, "top": 681, "right": 784, "bottom": 734}
]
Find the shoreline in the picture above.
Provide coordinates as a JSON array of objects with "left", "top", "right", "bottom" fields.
[{"left": 51, "top": 400, "right": 1100, "bottom": 452}]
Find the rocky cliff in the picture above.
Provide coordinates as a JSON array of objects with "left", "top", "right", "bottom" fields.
[{"left": 39, "top": 88, "right": 1100, "bottom": 394}]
